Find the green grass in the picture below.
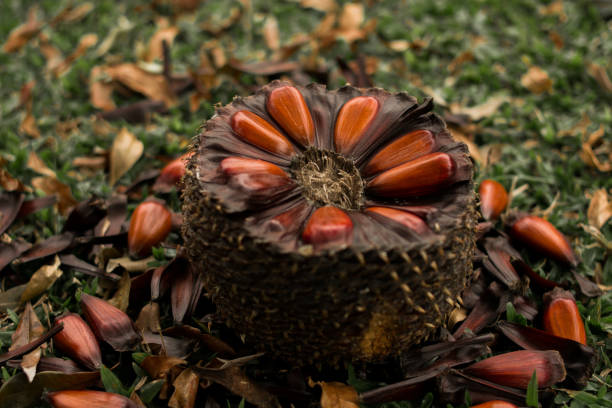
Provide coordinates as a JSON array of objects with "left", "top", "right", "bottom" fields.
[{"left": 0, "top": 0, "right": 611, "bottom": 407}]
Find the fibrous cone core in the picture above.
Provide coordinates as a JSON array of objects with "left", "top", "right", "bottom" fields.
[
  {"left": 182, "top": 80, "right": 476, "bottom": 365},
  {"left": 291, "top": 148, "right": 364, "bottom": 211}
]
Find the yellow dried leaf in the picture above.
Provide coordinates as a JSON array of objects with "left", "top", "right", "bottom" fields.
[
  {"left": 169, "top": 368, "right": 199, "bottom": 408},
  {"left": 20, "top": 256, "right": 62, "bottom": 304},
  {"left": 521, "top": 66, "right": 553, "bottom": 94},
  {"left": 31, "top": 176, "right": 77, "bottom": 215},
  {"left": 450, "top": 95, "right": 509, "bottom": 121},
  {"left": 588, "top": 189, "right": 612, "bottom": 229},
  {"left": 109, "top": 127, "right": 144, "bottom": 185},
  {"left": 263, "top": 17, "right": 280, "bottom": 51},
  {"left": 27, "top": 151, "right": 57, "bottom": 178},
  {"left": 309, "top": 379, "right": 359, "bottom": 408}
]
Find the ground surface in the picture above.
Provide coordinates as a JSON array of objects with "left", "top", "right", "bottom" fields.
[{"left": 0, "top": 0, "right": 611, "bottom": 407}]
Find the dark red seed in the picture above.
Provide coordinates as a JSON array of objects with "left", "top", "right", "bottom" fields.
[
  {"left": 542, "top": 288, "right": 587, "bottom": 345},
  {"left": 365, "top": 206, "right": 431, "bottom": 235},
  {"left": 334, "top": 96, "right": 379, "bottom": 155},
  {"left": 53, "top": 314, "right": 102, "bottom": 370},
  {"left": 363, "top": 130, "right": 435, "bottom": 176},
  {"left": 302, "top": 206, "right": 353, "bottom": 250},
  {"left": 267, "top": 86, "right": 315, "bottom": 147},
  {"left": 231, "top": 110, "right": 296, "bottom": 157},
  {"left": 479, "top": 179, "right": 508, "bottom": 220},
  {"left": 128, "top": 201, "right": 172, "bottom": 258}
]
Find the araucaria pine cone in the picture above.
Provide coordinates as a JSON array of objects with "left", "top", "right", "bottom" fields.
[{"left": 182, "top": 80, "right": 476, "bottom": 364}]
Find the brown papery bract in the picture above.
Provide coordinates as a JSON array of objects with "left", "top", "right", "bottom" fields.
[
  {"left": 53, "top": 314, "right": 101, "bottom": 370},
  {"left": 80, "top": 293, "right": 141, "bottom": 352}
]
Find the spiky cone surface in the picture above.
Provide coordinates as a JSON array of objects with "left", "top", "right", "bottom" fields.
[{"left": 182, "top": 81, "right": 476, "bottom": 365}]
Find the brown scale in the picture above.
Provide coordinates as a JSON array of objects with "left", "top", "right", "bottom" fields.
[{"left": 181, "top": 80, "right": 477, "bottom": 364}]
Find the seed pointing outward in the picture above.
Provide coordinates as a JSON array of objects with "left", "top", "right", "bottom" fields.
[
  {"left": 463, "top": 349, "right": 566, "bottom": 389},
  {"left": 128, "top": 200, "right": 172, "bottom": 258},
  {"left": 478, "top": 179, "right": 508, "bottom": 220},
  {"left": 302, "top": 206, "right": 353, "bottom": 250},
  {"left": 543, "top": 288, "right": 587, "bottom": 345},
  {"left": 53, "top": 314, "right": 101, "bottom": 370},
  {"left": 509, "top": 215, "right": 578, "bottom": 266},
  {"left": 47, "top": 390, "right": 139, "bottom": 408},
  {"left": 231, "top": 110, "right": 296, "bottom": 157},
  {"left": 364, "top": 130, "right": 435, "bottom": 176},
  {"left": 334, "top": 96, "right": 379, "bottom": 155},
  {"left": 80, "top": 293, "right": 141, "bottom": 351},
  {"left": 267, "top": 86, "right": 315, "bottom": 147},
  {"left": 153, "top": 152, "right": 193, "bottom": 191},
  {"left": 367, "top": 152, "right": 455, "bottom": 197}
]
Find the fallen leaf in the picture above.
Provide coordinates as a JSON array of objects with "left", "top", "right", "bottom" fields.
[
  {"left": 53, "top": 2, "right": 94, "bottom": 24},
  {"left": 146, "top": 25, "right": 179, "bottom": 62},
  {"left": 450, "top": 95, "right": 509, "bottom": 121},
  {"left": 2, "top": 7, "right": 42, "bottom": 53},
  {"left": 0, "top": 241, "right": 31, "bottom": 272},
  {"left": 10, "top": 303, "right": 45, "bottom": 382},
  {"left": 53, "top": 33, "right": 98, "bottom": 77},
  {"left": 301, "top": 0, "right": 338, "bottom": 12},
  {"left": 27, "top": 151, "right": 57, "bottom": 178},
  {"left": 19, "top": 81, "right": 40, "bottom": 138},
  {"left": 109, "top": 127, "right": 144, "bottom": 185},
  {"left": 108, "top": 270, "right": 131, "bottom": 312},
  {"left": 538, "top": 0, "right": 567, "bottom": 22},
  {"left": 548, "top": 31, "right": 564, "bottom": 49},
  {"left": 337, "top": 3, "right": 368, "bottom": 44},
  {"left": 262, "top": 17, "right": 280, "bottom": 51},
  {"left": 103, "top": 63, "right": 177, "bottom": 107},
  {"left": 0, "top": 191, "right": 25, "bottom": 236},
  {"left": 557, "top": 112, "right": 590, "bottom": 138},
  {"left": 587, "top": 189, "right": 612, "bottom": 229},
  {"left": 94, "top": 16, "right": 134, "bottom": 58},
  {"left": 448, "top": 51, "right": 475, "bottom": 75},
  {"left": 72, "top": 155, "right": 107, "bottom": 169},
  {"left": 31, "top": 176, "right": 78, "bottom": 215},
  {"left": 580, "top": 125, "right": 611, "bottom": 172},
  {"left": 0, "top": 168, "right": 27, "bottom": 192},
  {"left": 16, "top": 232, "right": 74, "bottom": 264},
  {"left": 89, "top": 66, "right": 116, "bottom": 111},
  {"left": 587, "top": 63, "right": 612, "bottom": 94},
  {"left": 521, "top": 66, "right": 553, "bottom": 94},
  {"left": 20, "top": 255, "right": 63, "bottom": 303},
  {"left": 38, "top": 33, "right": 64, "bottom": 73},
  {"left": 169, "top": 368, "right": 199, "bottom": 408},
  {"left": 308, "top": 379, "right": 359, "bottom": 408},
  {"left": 142, "top": 356, "right": 186, "bottom": 379},
  {"left": 201, "top": 7, "right": 242, "bottom": 35},
  {"left": 135, "top": 302, "right": 161, "bottom": 333},
  {"left": 106, "top": 256, "right": 154, "bottom": 273}
]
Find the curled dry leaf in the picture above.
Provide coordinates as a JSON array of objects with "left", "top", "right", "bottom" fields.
[
  {"left": 587, "top": 62, "right": 612, "bottom": 94},
  {"left": 141, "top": 355, "right": 186, "bottom": 379},
  {"left": 108, "top": 270, "right": 131, "bottom": 312},
  {"left": 308, "top": 379, "right": 359, "bottom": 408},
  {"left": 168, "top": 368, "right": 199, "bottom": 408},
  {"left": 587, "top": 189, "right": 612, "bottom": 229},
  {"left": 103, "top": 63, "right": 178, "bottom": 107},
  {"left": 2, "top": 6, "right": 42, "bottom": 53},
  {"left": 0, "top": 168, "right": 27, "bottom": 192},
  {"left": 109, "top": 127, "right": 144, "bottom": 185},
  {"left": 31, "top": 176, "right": 78, "bottom": 215},
  {"left": 10, "top": 303, "right": 45, "bottom": 382},
  {"left": 20, "top": 255, "right": 63, "bottom": 303},
  {"left": 580, "top": 125, "right": 611, "bottom": 172},
  {"left": 521, "top": 66, "right": 553, "bottom": 94}
]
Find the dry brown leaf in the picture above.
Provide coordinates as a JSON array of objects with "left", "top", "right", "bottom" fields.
[
  {"left": 587, "top": 63, "right": 612, "bottom": 94},
  {"left": 337, "top": 3, "right": 367, "bottom": 44},
  {"left": 20, "top": 256, "right": 62, "bottom": 304},
  {"left": 53, "top": 33, "right": 98, "bottom": 77},
  {"left": 587, "top": 189, "right": 612, "bottom": 229},
  {"left": 448, "top": 50, "right": 475, "bottom": 74},
  {"left": 31, "top": 176, "right": 77, "bottom": 215},
  {"left": 301, "top": 0, "right": 338, "bottom": 12},
  {"left": 141, "top": 356, "right": 186, "bottom": 379},
  {"left": 10, "top": 303, "right": 45, "bottom": 382},
  {"left": 549, "top": 31, "right": 564, "bottom": 49},
  {"left": 146, "top": 25, "right": 179, "bottom": 62},
  {"left": 27, "top": 152, "right": 57, "bottom": 178},
  {"left": 135, "top": 302, "right": 161, "bottom": 333},
  {"left": 580, "top": 125, "right": 611, "bottom": 172},
  {"left": 108, "top": 270, "right": 131, "bottom": 312},
  {"left": 109, "top": 127, "right": 144, "bottom": 185},
  {"left": 538, "top": 0, "right": 567, "bottom": 22},
  {"left": 106, "top": 256, "right": 155, "bottom": 274},
  {"left": 55, "top": 2, "right": 94, "bottom": 24},
  {"left": 38, "top": 33, "right": 64, "bottom": 73},
  {"left": 521, "top": 66, "right": 553, "bottom": 94},
  {"left": 19, "top": 81, "right": 40, "bottom": 138},
  {"left": 450, "top": 95, "right": 509, "bottom": 121},
  {"left": 169, "top": 368, "right": 199, "bottom": 408},
  {"left": 89, "top": 66, "right": 116, "bottom": 111},
  {"left": 309, "top": 379, "right": 359, "bottom": 408},
  {"left": 72, "top": 156, "right": 107, "bottom": 169},
  {"left": 262, "top": 17, "right": 280, "bottom": 51},
  {"left": 557, "top": 112, "right": 591, "bottom": 138},
  {"left": 2, "top": 7, "right": 42, "bottom": 53},
  {"left": 0, "top": 169, "right": 27, "bottom": 192},
  {"left": 104, "top": 63, "right": 177, "bottom": 107}
]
